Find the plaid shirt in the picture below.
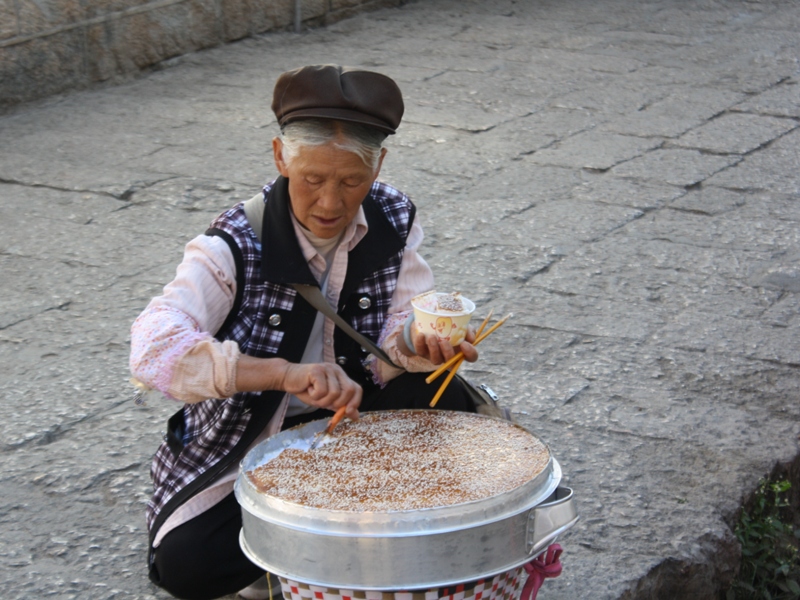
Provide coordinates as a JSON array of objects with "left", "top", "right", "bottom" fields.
[{"left": 146, "top": 179, "right": 415, "bottom": 536}]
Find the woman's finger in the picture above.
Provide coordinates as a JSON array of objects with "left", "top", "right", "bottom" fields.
[
  {"left": 458, "top": 341, "right": 479, "bottom": 363},
  {"left": 425, "top": 334, "right": 444, "bottom": 364},
  {"left": 464, "top": 325, "right": 477, "bottom": 344},
  {"left": 315, "top": 368, "right": 342, "bottom": 406},
  {"left": 413, "top": 328, "right": 428, "bottom": 357},
  {"left": 439, "top": 339, "right": 458, "bottom": 362}
]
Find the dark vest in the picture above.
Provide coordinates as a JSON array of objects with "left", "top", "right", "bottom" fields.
[{"left": 209, "top": 176, "right": 414, "bottom": 387}]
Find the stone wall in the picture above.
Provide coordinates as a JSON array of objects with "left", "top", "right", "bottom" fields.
[{"left": 0, "top": 0, "right": 401, "bottom": 111}]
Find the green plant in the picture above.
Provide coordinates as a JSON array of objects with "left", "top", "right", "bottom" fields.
[{"left": 727, "top": 478, "right": 800, "bottom": 600}]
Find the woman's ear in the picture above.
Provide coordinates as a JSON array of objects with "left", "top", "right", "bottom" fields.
[
  {"left": 374, "top": 147, "right": 388, "bottom": 179},
  {"left": 273, "top": 137, "right": 290, "bottom": 177}
]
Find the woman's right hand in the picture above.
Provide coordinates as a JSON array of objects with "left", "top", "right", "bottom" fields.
[
  {"left": 236, "top": 356, "right": 362, "bottom": 420},
  {"left": 282, "top": 363, "right": 362, "bottom": 421}
]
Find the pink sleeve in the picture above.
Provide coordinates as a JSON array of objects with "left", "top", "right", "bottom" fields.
[
  {"left": 368, "top": 215, "right": 438, "bottom": 385},
  {"left": 130, "top": 306, "right": 210, "bottom": 398},
  {"left": 129, "top": 235, "right": 242, "bottom": 402},
  {"left": 386, "top": 216, "right": 434, "bottom": 313}
]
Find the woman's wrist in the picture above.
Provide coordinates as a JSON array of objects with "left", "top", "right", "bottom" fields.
[
  {"left": 235, "top": 356, "right": 290, "bottom": 392},
  {"left": 400, "top": 314, "right": 418, "bottom": 356}
]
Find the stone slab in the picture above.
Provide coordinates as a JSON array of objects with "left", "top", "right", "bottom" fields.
[
  {"left": 530, "top": 131, "right": 663, "bottom": 171},
  {"left": 15, "top": 0, "right": 84, "bottom": 36},
  {"left": 705, "top": 128, "right": 800, "bottom": 194},
  {"left": 671, "top": 112, "right": 798, "bottom": 155},
  {"left": 1, "top": 2, "right": 800, "bottom": 600},
  {"left": 83, "top": 0, "right": 153, "bottom": 20},
  {"left": 668, "top": 185, "right": 747, "bottom": 216},
  {"left": 220, "top": 0, "right": 294, "bottom": 41},
  {"left": 571, "top": 175, "right": 685, "bottom": 212},
  {"left": 549, "top": 81, "right": 662, "bottom": 118},
  {"left": 86, "top": 0, "right": 222, "bottom": 81},
  {"left": 528, "top": 235, "right": 779, "bottom": 321},
  {"left": 610, "top": 148, "right": 741, "bottom": 187},
  {"left": 599, "top": 87, "right": 747, "bottom": 138},
  {"left": 0, "top": 29, "right": 88, "bottom": 108},
  {"left": 0, "top": 0, "right": 18, "bottom": 41},
  {"left": 733, "top": 79, "right": 800, "bottom": 118},
  {"left": 620, "top": 195, "right": 800, "bottom": 254},
  {"left": 0, "top": 0, "right": 385, "bottom": 110}
]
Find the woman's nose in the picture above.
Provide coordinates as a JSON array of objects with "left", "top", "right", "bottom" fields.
[{"left": 316, "top": 183, "right": 344, "bottom": 209}]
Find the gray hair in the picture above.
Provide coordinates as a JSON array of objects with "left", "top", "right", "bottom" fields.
[{"left": 279, "top": 118, "right": 387, "bottom": 171}]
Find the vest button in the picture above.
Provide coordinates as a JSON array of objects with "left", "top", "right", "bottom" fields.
[
  {"left": 358, "top": 296, "right": 371, "bottom": 310},
  {"left": 336, "top": 356, "right": 348, "bottom": 365},
  {"left": 268, "top": 314, "right": 282, "bottom": 327}
]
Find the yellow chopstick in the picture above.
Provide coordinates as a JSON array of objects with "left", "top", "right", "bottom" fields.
[
  {"left": 428, "top": 310, "right": 494, "bottom": 407},
  {"left": 425, "top": 312, "right": 510, "bottom": 384},
  {"left": 429, "top": 359, "right": 462, "bottom": 407},
  {"left": 475, "top": 312, "right": 510, "bottom": 342},
  {"left": 474, "top": 308, "right": 494, "bottom": 338}
]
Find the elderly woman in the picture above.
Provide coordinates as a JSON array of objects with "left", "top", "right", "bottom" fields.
[{"left": 130, "top": 65, "right": 479, "bottom": 600}]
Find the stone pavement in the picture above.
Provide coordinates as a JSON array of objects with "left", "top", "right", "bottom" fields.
[{"left": 1, "top": 0, "right": 799, "bottom": 598}]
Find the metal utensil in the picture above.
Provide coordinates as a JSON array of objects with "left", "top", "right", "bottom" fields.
[{"left": 308, "top": 405, "right": 347, "bottom": 450}]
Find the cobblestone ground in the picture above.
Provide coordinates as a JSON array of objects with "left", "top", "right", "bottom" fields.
[{"left": 1, "top": 0, "right": 799, "bottom": 598}]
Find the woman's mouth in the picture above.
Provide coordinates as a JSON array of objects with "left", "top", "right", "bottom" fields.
[{"left": 313, "top": 215, "right": 342, "bottom": 227}]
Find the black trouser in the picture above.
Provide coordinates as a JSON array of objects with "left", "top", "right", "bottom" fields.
[{"left": 149, "top": 371, "right": 476, "bottom": 600}]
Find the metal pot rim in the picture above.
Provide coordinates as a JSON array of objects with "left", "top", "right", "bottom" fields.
[{"left": 235, "top": 411, "right": 561, "bottom": 536}]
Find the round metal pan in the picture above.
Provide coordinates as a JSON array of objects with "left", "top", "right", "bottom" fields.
[{"left": 235, "top": 411, "right": 577, "bottom": 590}]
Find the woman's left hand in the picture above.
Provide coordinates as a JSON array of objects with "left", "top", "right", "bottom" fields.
[{"left": 411, "top": 325, "right": 479, "bottom": 366}]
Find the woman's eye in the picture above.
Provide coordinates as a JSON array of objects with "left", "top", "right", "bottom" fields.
[
  {"left": 305, "top": 177, "right": 322, "bottom": 185},
  {"left": 343, "top": 179, "right": 362, "bottom": 187}
]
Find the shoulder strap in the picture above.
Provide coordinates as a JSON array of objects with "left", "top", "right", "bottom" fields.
[
  {"left": 243, "top": 193, "right": 265, "bottom": 240},
  {"left": 242, "top": 192, "right": 399, "bottom": 369},
  {"left": 204, "top": 227, "right": 245, "bottom": 340},
  {"left": 292, "top": 283, "right": 398, "bottom": 368}
]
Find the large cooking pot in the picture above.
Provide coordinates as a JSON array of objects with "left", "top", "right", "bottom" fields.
[{"left": 235, "top": 411, "right": 578, "bottom": 590}]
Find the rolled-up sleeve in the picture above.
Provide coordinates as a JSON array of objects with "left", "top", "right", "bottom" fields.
[{"left": 129, "top": 235, "right": 242, "bottom": 403}]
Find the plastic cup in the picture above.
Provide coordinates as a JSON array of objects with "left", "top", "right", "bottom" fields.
[{"left": 411, "top": 292, "right": 476, "bottom": 346}]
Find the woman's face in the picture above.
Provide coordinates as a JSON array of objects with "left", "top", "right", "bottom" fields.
[{"left": 273, "top": 138, "right": 385, "bottom": 239}]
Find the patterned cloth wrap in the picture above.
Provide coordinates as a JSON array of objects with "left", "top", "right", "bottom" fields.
[{"left": 278, "top": 567, "right": 527, "bottom": 600}]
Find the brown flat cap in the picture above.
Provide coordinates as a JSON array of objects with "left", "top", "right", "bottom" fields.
[{"left": 272, "top": 65, "right": 404, "bottom": 135}]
